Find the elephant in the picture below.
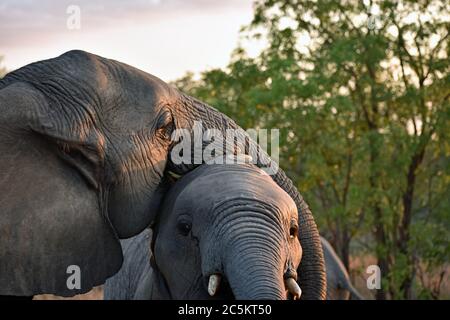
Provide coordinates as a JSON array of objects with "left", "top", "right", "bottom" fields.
[
  {"left": 105, "top": 163, "right": 303, "bottom": 299},
  {"left": 321, "top": 238, "right": 364, "bottom": 300},
  {"left": 0, "top": 50, "right": 325, "bottom": 298}
]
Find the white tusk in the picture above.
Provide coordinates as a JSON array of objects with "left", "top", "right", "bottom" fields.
[
  {"left": 285, "top": 278, "right": 302, "bottom": 300},
  {"left": 208, "top": 274, "right": 222, "bottom": 296}
]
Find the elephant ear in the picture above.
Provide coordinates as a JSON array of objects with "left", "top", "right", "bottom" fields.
[{"left": 0, "top": 128, "right": 123, "bottom": 297}]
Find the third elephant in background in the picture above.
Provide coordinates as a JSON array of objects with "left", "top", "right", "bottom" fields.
[{"left": 321, "top": 238, "right": 364, "bottom": 300}]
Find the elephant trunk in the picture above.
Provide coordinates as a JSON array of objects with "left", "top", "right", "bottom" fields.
[
  {"left": 224, "top": 242, "right": 286, "bottom": 300},
  {"left": 214, "top": 209, "right": 287, "bottom": 300}
]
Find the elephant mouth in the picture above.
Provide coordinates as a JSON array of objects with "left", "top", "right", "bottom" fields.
[
  {"left": 203, "top": 273, "right": 301, "bottom": 300},
  {"left": 165, "top": 161, "right": 192, "bottom": 186},
  {"left": 165, "top": 147, "right": 195, "bottom": 181}
]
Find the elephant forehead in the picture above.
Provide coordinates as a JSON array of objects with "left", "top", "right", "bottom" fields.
[
  {"left": 171, "top": 164, "right": 298, "bottom": 217},
  {"left": 2, "top": 50, "right": 179, "bottom": 133},
  {"left": 80, "top": 50, "right": 180, "bottom": 109},
  {"left": 104, "top": 61, "right": 180, "bottom": 128}
]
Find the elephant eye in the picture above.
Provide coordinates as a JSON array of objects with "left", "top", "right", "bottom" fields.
[
  {"left": 157, "top": 122, "right": 175, "bottom": 140},
  {"left": 177, "top": 220, "right": 192, "bottom": 236},
  {"left": 156, "top": 111, "right": 174, "bottom": 139},
  {"left": 289, "top": 220, "right": 298, "bottom": 239}
]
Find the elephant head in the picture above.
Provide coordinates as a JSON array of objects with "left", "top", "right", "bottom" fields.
[
  {"left": 107, "top": 163, "right": 303, "bottom": 300},
  {"left": 0, "top": 50, "right": 325, "bottom": 298}
]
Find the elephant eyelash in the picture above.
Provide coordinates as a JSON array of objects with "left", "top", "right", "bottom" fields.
[{"left": 157, "top": 122, "right": 175, "bottom": 139}]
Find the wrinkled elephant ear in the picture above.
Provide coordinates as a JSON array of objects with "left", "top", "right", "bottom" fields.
[{"left": 0, "top": 131, "right": 123, "bottom": 297}]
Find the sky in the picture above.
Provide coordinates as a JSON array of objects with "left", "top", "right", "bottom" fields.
[{"left": 0, "top": 0, "right": 256, "bottom": 81}]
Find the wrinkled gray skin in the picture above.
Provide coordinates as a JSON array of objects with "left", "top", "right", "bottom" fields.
[
  {"left": 321, "top": 238, "right": 364, "bottom": 300},
  {"left": 0, "top": 50, "right": 324, "bottom": 298},
  {"left": 106, "top": 164, "right": 302, "bottom": 299}
]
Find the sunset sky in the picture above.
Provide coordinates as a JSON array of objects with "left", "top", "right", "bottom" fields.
[{"left": 0, "top": 0, "right": 256, "bottom": 81}]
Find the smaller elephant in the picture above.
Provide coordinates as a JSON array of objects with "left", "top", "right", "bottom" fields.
[
  {"left": 106, "top": 163, "right": 303, "bottom": 300},
  {"left": 321, "top": 237, "right": 364, "bottom": 300}
]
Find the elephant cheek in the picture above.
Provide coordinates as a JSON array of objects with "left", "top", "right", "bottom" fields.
[
  {"left": 106, "top": 140, "right": 170, "bottom": 238},
  {"left": 107, "top": 171, "right": 168, "bottom": 239}
]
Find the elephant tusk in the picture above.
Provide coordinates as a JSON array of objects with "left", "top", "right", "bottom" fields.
[
  {"left": 285, "top": 278, "right": 302, "bottom": 300},
  {"left": 208, "top": 274, "right": 222, "bottom": 296}
]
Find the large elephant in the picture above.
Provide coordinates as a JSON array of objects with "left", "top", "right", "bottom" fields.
[
  {"left": 106, "top": 163, "right": 303, "bottom": 299},
  {"left": 0, "top": 50, "right": 325, "bottom": 298}
]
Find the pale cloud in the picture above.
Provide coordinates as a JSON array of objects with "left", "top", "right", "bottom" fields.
[{"left": 0, "top": 0, "right": 255, "bottom": 80}]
